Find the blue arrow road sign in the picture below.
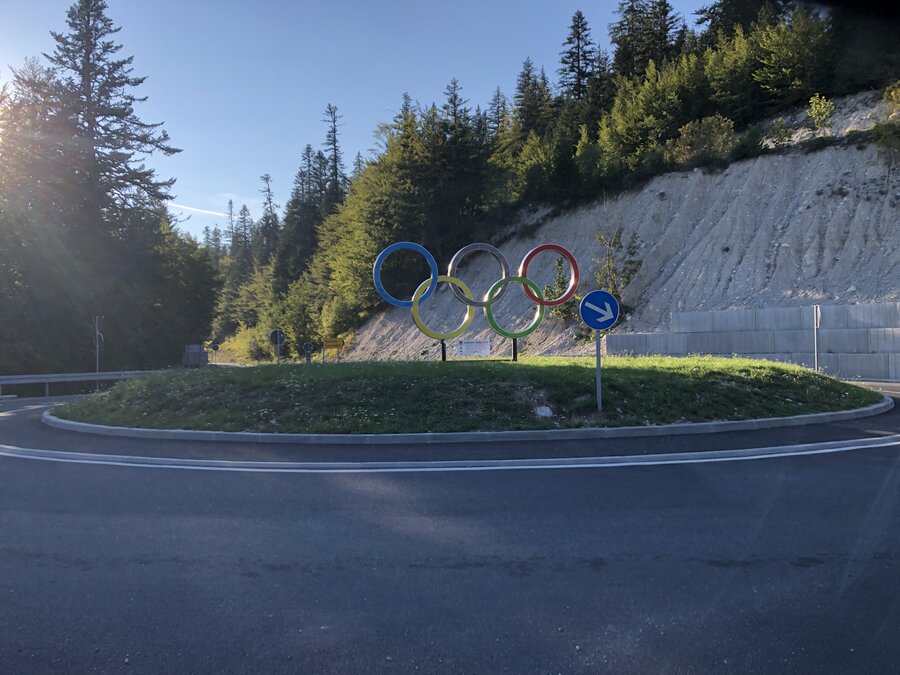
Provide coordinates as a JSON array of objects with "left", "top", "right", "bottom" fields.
[{"left": 579, "top": 290, "right": 620, "bottom": 331}]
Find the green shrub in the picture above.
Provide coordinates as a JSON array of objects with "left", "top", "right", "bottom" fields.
[
  {"left": 769, "top": 117, "right": 793, "bottom": 148},
  {"left": 665, "top": 114, "right": 737, "bottom": 167},
  {"left": 807, "top": 93, "right": 835, "bottom": 130},
  {"left": 871, "top": 121, "right": 900, "bottom": 151},
  {"left": 884, "top": 81, "right": 900, "bottom": 109},
  {"left": 544, "top": 257, "right": 581, "bottom": 322},
  {"left": 593, "top": 229, "right": 642, "bottom": 315},
  {"left": 730, "top": 125, "right": 765, "bottom": 161},
  {"left": 800, "top": 135, "right": 839, "bottom": 153}
]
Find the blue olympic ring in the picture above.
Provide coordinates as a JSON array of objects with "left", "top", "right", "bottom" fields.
[{"left": 372, "top": 241, "right": 440, "bottom": 308}]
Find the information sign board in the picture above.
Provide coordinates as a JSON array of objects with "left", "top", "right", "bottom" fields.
[{"left": 457, "top": 339, "right": 491, "bottom": 357}]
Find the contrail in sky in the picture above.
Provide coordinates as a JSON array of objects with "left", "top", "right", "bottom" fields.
[{"left": 168, "top": 202, "right": 228, "bottom": 217}]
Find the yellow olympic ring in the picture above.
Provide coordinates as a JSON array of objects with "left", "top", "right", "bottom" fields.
[{"left": 411, "top": 275, "right": 475, "bottom": 340}]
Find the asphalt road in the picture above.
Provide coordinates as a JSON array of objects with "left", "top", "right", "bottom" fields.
[{"left": 1, "top": 385, "right": 899, "bottom": 673}]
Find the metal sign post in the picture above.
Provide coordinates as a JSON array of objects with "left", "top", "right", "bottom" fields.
[
  {"left": 93, "top": 315, "right": 104, "bottom": 392},
  {"left": 595, "top": 329, "right": 602, "bottom": 411},
  {"left": 303, "top": 342, "right": 314, "bottom": 364},
  {"left": 269, "top": 329, "right": 286, "bottom": 364},
  {"left": 813, "top": 304, "right": 821, "bottom": 372},
  {"left": 579, "top": 290, "right": 620, "bottom": 413},
  {"left": 512, "top": 338, "right": 518, "bottom": 362}
]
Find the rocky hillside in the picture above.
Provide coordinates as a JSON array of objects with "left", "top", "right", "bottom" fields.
[{"left": 347, "top": 92, "right": 899, "bottom": 361}]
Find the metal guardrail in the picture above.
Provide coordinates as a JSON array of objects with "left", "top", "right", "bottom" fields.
[{"left": 0, "top": 370, "right": 159, "bottom": 397}]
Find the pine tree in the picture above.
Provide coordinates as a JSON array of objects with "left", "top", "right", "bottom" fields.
[
  {"left": 559, "top": 10, "right": 596, "bottom": 100},
  {"left": 753, "top": 7, "right": 832, "bottom": 106},
  {"left": 321, "top": 103, "right": 346, "bottom": 215},
  {"left": 610, "top": 0, "right": 650, "bottom": 76},
  {"left": 696, "top": 0, "right": 782, "bottom": 44},
  {"left": 644, "top": 0, "right": 684, "bottom": 67},
  {"left": 236, "top": 205, "right": 254, "bottom": 268},
  {"left": 42, "top": 0, "right": 180, "bottom": 225},
  {"left": 274, "top": 150, "right": 324, "bottom": 293},
  {"left": 513, "top": 58, "right": 554, "bottom": 140},
  {"left": 225, "top": 199, "right": 236, "bottom": 251},
  {"left": 253, "top": 173, "right": 279, "bottom": 268},
  {"left": 583, "top": 49, "right": 616, "bottom": 122},
  {"left": 705, "top": 25, "right": 764, "bottom": 122},
  {"left": 486, "top": 87, "right": 510, "bottom": 138},
  {"left": 313, "top": 150, "right": 330, "bottom": 213},
  {"left": 210, "top": 226, "right": 223, "bottom": 267},
  {"left": 351, "top": 152, "right": 366, "bottom": 180}
]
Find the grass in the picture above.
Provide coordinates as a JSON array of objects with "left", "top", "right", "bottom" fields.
[{"left": 53, "top": 356, "right": 883, "bottom": 434}]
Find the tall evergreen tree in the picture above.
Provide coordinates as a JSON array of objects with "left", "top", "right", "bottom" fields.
[
  {"left": 486, "top": 86, "right": 511, "bottom": 138},
  {"left": 513, "top": 58, "right": 554, "bottom": 140},
  {"left": 274, "top": 150, "right": 323, "bottom": 293},
  {"left": 0, "top": 0, "right": 218, "bottom": 372},
  {"left": 559, "top": 10, "right": 596, "bottom": 100},
  {"left": 321, "top": 103, "right": 346, "bottom": 215},
  {"left": 225, "top": 199, "right": 236, "bottom": 251},
  {"left": 313, "top": 150, "right": 330, "bottom": 213},
  {"left": 696, "top": 0, "right": 782, "bottom": 44},
  {"left": 644, "top": 0, "right": 685, "bottom": 67},
  {"left": 351, "top": 152, "right": 366, "bottom": 180},
  {"left": 253, "top": 173, "right": 279, "bottom": 268},
  {"left": 42, "top": 0, "right": 179, "bottom": 227},
  {"left": 753, "top": 7, "right": 832, "bottom": 106},
  {"left": 610, "top": 0, "right": 650, "bottom": 76},
  {"left": 583, "top": 49, "right": 616, "bottom": 121}
]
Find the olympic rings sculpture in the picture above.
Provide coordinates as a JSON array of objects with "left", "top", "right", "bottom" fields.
[{"left": 372, "top": 241, "right": 580, "bottom": 341}]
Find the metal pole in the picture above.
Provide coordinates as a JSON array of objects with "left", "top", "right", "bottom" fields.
[
  {"left": 94, "top": 316, "right": 101, "bottom": 392},
  {"left": 813, "top": 305, "right": 820, "bottom": 372},
  {"left": 276, "top": 340, "right": 281, "bottom": 365},
  {"left": 595, "top": 329, "right": 603, "bottom": 412},
  {"left": 440, "top": 340, "right": 447, "bottom": 362},
  {"left": 512, "top": 338, "right": 518, "bottom": 362}
]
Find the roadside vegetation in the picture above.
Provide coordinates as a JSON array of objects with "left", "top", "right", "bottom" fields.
[
  {"left": 3, "top": 1, "right": 898, "bottom": 374},
  {"left": 203, "top": 3, "right": 900, "bottom": 361},
  {"left": 54, "top": 357, "right": 883, "bottom": 434}
]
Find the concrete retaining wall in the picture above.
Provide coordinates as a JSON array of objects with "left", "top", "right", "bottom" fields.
[{"left": 608, "top": 302, "right": 900, "bottom": 380}]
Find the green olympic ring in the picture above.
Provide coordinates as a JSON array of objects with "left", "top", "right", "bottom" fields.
[{"left": 483, "top": 276, "right": 545, "bottom": 339}]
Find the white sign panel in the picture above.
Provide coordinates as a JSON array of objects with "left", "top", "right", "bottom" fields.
[{"left": 457, "top": 339, "right": 491, "bottom": 357}]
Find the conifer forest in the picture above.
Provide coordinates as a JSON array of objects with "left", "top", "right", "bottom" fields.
[{"left": 1, "top": 0, "right": 898, "bottom": 371}]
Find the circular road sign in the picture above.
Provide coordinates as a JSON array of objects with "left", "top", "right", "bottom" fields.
[
  {"left": 303, "top": 341, "right": 314, "bottom": 354},
  {"left": 269, "top": 329, "right": 286, "bottom": 347},
  {"left": 579, "top": 290, "right": 620, "bottom": 331}
]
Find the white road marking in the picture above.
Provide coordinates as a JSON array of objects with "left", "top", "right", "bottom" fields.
[{"left": 0, "top": 436, "right": 898, "bottom": 474}]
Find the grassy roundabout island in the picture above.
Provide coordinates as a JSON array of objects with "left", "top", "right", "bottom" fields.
[{"left": 53, "top": 356, "right": 883, "bottom": 434}]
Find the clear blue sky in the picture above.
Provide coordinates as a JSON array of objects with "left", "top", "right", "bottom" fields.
[{"left": 2, "top": 0, "right": 704, "bottom": 238}]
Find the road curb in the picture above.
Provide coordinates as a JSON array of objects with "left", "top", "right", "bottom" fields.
[{"left": 41, "top": 396, "right": 894, "bottom": 445}]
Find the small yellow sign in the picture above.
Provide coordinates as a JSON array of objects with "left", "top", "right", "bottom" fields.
[{"left": 323, "top": 338, "right": 344, "bottom": 349}]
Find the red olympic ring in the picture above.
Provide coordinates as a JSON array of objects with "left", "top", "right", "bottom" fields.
[{"left": 516, "top": 244, "right": 580, "bottom": 307}]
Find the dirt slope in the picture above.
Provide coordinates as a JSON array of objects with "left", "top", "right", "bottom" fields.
[{"left": 347, "top": 93, "right": 900, "bottom": 361}]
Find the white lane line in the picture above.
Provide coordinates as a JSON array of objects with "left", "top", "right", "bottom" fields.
[{"left": 0, "top": 436, "right": 898, "bottom": 474}]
